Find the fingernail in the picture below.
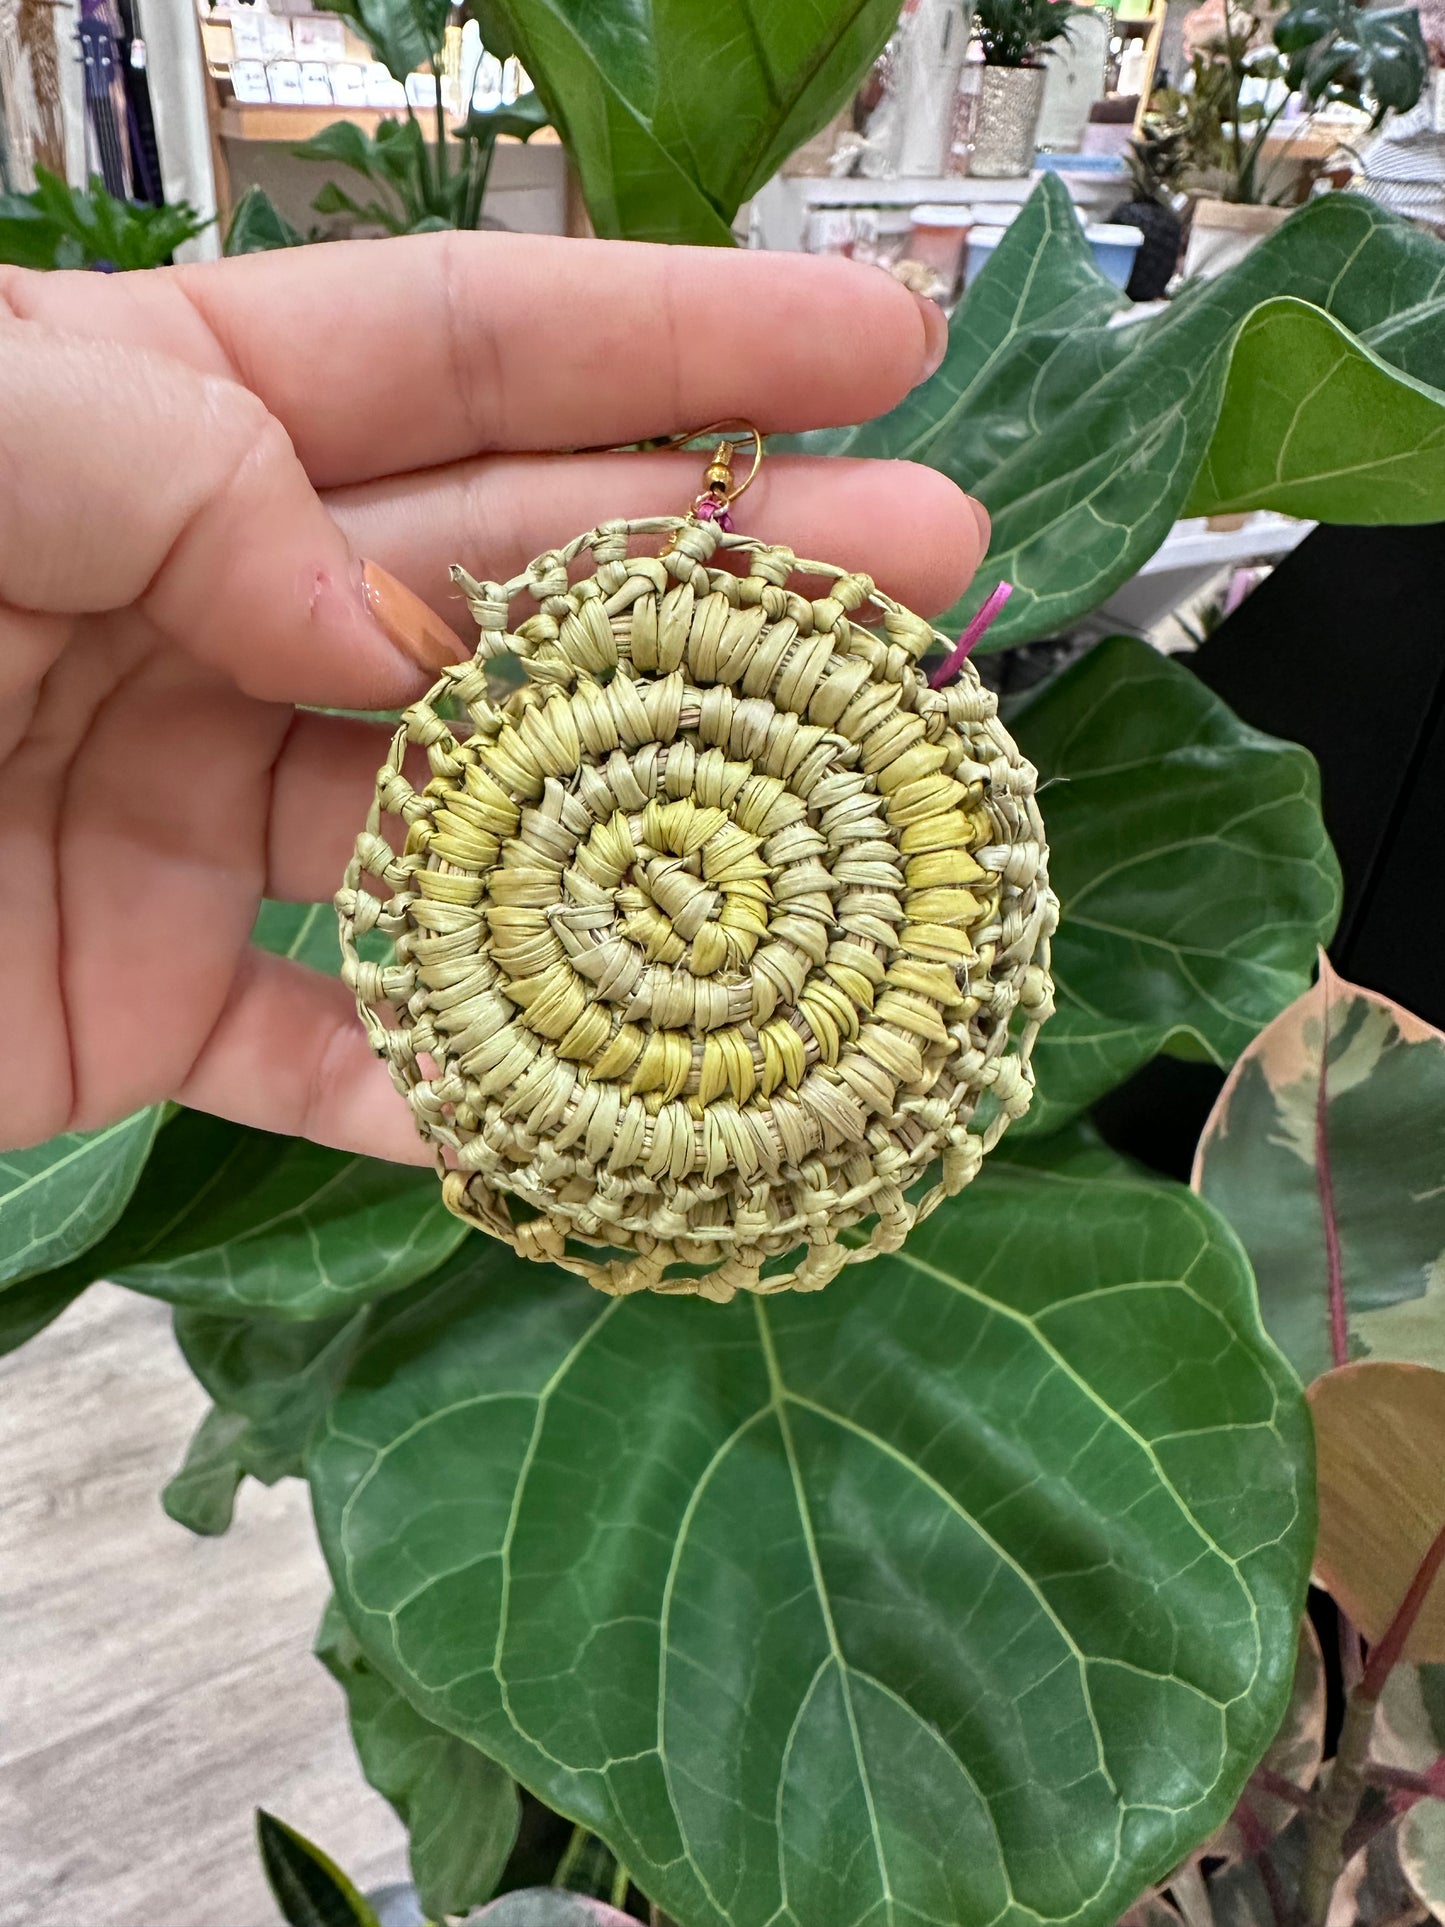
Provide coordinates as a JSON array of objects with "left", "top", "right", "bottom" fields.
[
  {"left": 966, "top": 494, "right": 992, "bottom": 550},
  {"left": 362, "top": 560, "right": 466, "bottom": 671},
  {"left": 911, "top": 291, "right": 949, "bottom": 382}
]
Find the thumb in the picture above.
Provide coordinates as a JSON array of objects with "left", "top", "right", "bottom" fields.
[{"left": 0, "top": 321, "right": 462, "bottom": 707}]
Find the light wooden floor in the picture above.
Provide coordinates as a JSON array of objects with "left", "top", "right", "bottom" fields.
[{"left": 0, "top": 1284, "right": 409, "bottom": 1927}]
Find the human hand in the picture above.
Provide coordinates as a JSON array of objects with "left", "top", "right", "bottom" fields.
[{"left": 0, "top": 234, "right": 987, "bottom": 1163}]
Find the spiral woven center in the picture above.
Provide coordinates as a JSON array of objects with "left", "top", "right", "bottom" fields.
[{"left": 338, "top": 516, "right": 1056, "bottom": 1302}]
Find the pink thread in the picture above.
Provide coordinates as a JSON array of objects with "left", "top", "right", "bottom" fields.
[
  {"left": 928, "top": 582, "right": 1013, "bottom": 688},
  {"left": 695, "top": 496, "right": 734, "bottom": 531}
]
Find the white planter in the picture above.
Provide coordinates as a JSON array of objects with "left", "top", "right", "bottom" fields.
[
  {"left": 893, "top": 0, "right": 974, "bottom": 176},
  {"left": 1182, "top": 197, "right": 1291, "bottom": 278}
]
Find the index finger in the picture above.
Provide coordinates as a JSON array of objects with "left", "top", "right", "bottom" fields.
[{"left": 4, "top": 233, "right": 944, "bottom": 490}]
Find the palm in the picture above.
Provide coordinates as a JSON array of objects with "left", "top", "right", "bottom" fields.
[{"left": 0, "top": 233, "right": 979, "bottom": 1160}]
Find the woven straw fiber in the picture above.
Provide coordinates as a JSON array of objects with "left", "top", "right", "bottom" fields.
[{"left": 336, "top": 514, "right": 1057, "bottom": 1301}]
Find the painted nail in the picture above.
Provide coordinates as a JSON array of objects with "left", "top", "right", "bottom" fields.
[
  {"left": 362, "top": 560, "right": 466, "bottom": 671},
  {"left": 911, "top": 290, "right": 949, "bottom": 381}
]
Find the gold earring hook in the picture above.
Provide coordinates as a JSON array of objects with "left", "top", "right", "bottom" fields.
[
  {"left": 585, "top": 419, "right": 766, "bottom": 543},
  {"left": 657, "top": 419, "right": 765, "bottom": 507}
]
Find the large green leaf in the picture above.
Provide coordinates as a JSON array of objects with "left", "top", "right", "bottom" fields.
[
  {"left": 315, "top": 0, "right": 449, "bottom": 82},
  {"left": 0, "top": 1270, "right": 89, "bottom": 1357},
  {"left": 1186, "top": 298, "right": 1445, "bottom": 520},
  {"left": 311, "top": 1152, "right": 1312, "bottom": 1927},
  {"left": 164, "top": 1305, "right": 371, "bottom": 1533},
  {"left": 318, "top": 1599, "right": 521, "bottom": 1919},
  {"left": 175, "top": 1303, "right": 368, "bottom": 1483},
  {"left": 163, "top": 1405, "right": 251, "bottom": 1535},
  {"left": 481, "top": 0, "right": 899, "bottom": 245},
  {"left": 810, "top": 178, "right": 1445, "bottom": 647},
  {"left": 33, "top": 1109, "right": 463, "bottom": 1321},
  {"left": 1012, "top": 636, "right": 1341, "bottom": 1131},
  {"left": 1195, "top": 960, "right": 1445, "bottom": 1386},
  {"left": 254, "top": 898, "right": 344, "bottom": 974},
  {"left": 0, "top": 1107, "right": 160, "bottom": 1289}
]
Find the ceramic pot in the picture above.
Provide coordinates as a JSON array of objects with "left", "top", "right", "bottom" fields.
[
  {"left": 969, "top": 64, "right": 1046, "bottom": 178},
  {"left": 1182, "top": 197, "right": 1290, "bottom": 278}
]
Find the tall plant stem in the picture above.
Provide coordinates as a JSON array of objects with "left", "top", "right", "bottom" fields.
[
  {"left": 1225, "top": 10, "right": 1250, "bottom": 196},
  {"left": 553, "top": 1822, "right": 590, "bottom": 1890},
  {"left": 1298, "top": 1687, "right": 1376, "bottom": 1926},
  {"left": 431, "top": 61, "right": 448, "bottom": 188},
  {"left": 403, "top": 99, "right": 435, "bottom": 211},
  {"left": 1245, "top": 95, "right": 1298, "bottom": 206},
  {"left": 1300, "top": 1521, "right": 1445, "bottom": 1924}
]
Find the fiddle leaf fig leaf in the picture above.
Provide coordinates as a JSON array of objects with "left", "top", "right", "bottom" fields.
[
  {"left": 175, "top": 1303, "right": 369, "bottom": 1485},
  {"left": 0, "top": 1107, "right": 161, "bottom": 1290},
  {"left": 809, "top": 178, "right": 1445, "bottom": 648},
  {"left": 311, "top": 1154, "right": 1311, "bottom": 1927},
  {"left": 253, "top": 899, "right": 344, "bottom": 975},
  {"left": 1186, "top": 299, "right": 1445, "bottom": 521},
  {"left": 1208, "top": 1618, "right": 1326, "bottom": 1859},
  {"left": 1013, "top": 636, "right": 1341, "bottom": 1131},
  {"left": 162, "top": 1305, "right": 372, "bottom": 1534},
  {"left": 37, "top": 1108, "right": 464, "bottom": 1321},
  {"left": 1194, "top": 958, "right": 1445, "bottom": 1386},
  {"left": 0, "top": 1270, "right": 90, "bottom": 1357},
  {"left": 317, "top": 1600, "right": 521, "bottom": 1920},
  {"left": 163, "top": 1404, "right": 250, "bottom": 1536},
  {"left": 480, "top": 0, "right": 899, "bottom": 244}
]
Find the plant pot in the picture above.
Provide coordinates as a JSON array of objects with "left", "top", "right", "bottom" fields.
[
  {"left": 969, "top": 64, "right": 1046, "bottom": 179},
  {"left": 1182, "top": 196, "right": 1290, "bottom": 279}
]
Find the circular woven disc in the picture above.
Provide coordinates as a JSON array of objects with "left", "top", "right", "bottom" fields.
[{"left": 337, "top": 515, "right": 1056, "bottom": 1301}]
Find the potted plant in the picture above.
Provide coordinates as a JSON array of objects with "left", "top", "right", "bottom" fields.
[
  {"left": 10, "top": 16, "right": 1445, "bottom": 1922},
  {"left": 968, "top": 0, "right": 1081, "bottom": 176},
  {"left": 1108, "top": 109, "right": 1192, "bottom": 295},
  {"left": 1177, "top": 0, "right": 1427, "bottom": 272}
]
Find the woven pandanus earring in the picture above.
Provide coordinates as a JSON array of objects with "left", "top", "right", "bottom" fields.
[{"left": 336, "top": 426, "right": 1057, "bottom": 1302}]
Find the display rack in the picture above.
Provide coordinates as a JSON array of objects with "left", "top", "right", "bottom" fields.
[{"left": 750, "top": 162, "right": 1130, "bottom": 253}]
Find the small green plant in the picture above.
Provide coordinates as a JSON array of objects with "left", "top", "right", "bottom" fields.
[
  {"left": 294, "top": 89, "right": 549, "bottom": 237},
  {"left": 971, "top": 0, "right": 1081, "bottom": 67},
  {"left": 1174, "top": 0, "right": 1427, "bottom": 202},
  {"left": 217, "top": 0, "right": 551, "bottom": 249},
  {"left": 1124, "top": 105, "right": 1195, "bottom": 205},
  {"left": 224, "top": 183, "right": 307, "bottom": 255},
  {"left": 225, "top": 0, "right": 902, "bottom": 251},
  {"left": 257, "top": 1810, "right": 384, "bottom": 1927},
  {"left": 0, "top": 168, "right": 210, "bottom": 271}
]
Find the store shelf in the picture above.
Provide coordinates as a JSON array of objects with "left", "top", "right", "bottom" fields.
[
  {"left": 1099, "top": 513, "right": 1314, "bottom": 632},
  {"left": 751, "top": 164, "right": 1130, "bottom": 248},
  {"left": 218, "top": 103, "right": 561, "bottom": 143},
  {"left": 769, "top": 169, "right": 1120, "bottom": 208}
]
